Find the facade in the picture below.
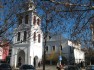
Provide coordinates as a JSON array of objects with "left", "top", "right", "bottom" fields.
[
  {"left": 11, "top": 1, "right": 43, "bottom": 68},
  {"left": 44, "top": 35, "right": 68, "bottom": 62},
  {"left": 45, "top": 35, "right": 85, "bottom": 64},
  {"left": 2, "top": 44, "right": 10, "bottom": 61},
  {"left": 0, "top": 40, "right": 10, "bottom": 62}
]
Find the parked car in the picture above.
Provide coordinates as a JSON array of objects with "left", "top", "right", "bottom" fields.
[
  {"left": 0, "top": 63, "right": 12, "bottom": 70},
  {"left": 86, "top": 65, "right": 94, "bottom": 70},
  {"left": 64, "top": 65, "right": 81, "bottom": 70},
  {"left": 19, "top": 64, "right": 35, "bottom": 70}
]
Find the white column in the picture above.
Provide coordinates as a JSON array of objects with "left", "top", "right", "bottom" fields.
[
  {"left": 29, "top": 56, "right": 34, "bottom": 65},
  {"left": 29, "top": 56, "right": 31, "bottom": 64},
  {"left": 10, "top": 48, "right": 15, "bottom": 67},
  {"left": 14, "top": 54, "right": 17, "bottom": 68},
  {"left": 14, "top": 49, "right": 18, "bottom": 68}
]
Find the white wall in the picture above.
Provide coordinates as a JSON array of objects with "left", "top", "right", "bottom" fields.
[
  {"left": 74, "top": 49, "right": 85, "bottom": 63},
  {"left": 30, "top": 12, "right": 43, "bottom": 65},
  {"left": 45, "top": 35, "right": 70, "bottom": 61},
  {"left": 45, "top": 36, "right": 85, "bottom": 64}
]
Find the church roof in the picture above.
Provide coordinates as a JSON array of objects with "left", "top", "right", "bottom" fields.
[{"left": 43, "top": 34, "right": 67, "bottom": 42}]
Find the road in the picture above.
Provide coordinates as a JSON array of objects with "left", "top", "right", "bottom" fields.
[
  {"left": 13, "top": 65, "right": 58, "bottom": 70},
  {"left": 36, "top": 65, "right": 60, "bottom": 70},
  {"left": 36, "top": 65, "right": 85, "bottom": 70},
  {"left": 14, "top": 65, "right": 85, "bottom": 70}
]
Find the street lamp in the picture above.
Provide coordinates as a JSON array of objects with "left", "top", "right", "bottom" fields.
[{"left": 58, "top": 34, "right": 62, "bottom": 70}]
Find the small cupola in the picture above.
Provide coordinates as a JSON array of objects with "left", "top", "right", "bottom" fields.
[{"left": 27, "top": 0, "right": 36, "bottom": 11}]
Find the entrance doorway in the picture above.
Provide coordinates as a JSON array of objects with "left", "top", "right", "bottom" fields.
[
  {"left": 17, "top": 50, "right": 25, "bottom": 67},
  {"left": 33, "top": 56, "right": 38, "bottom": 67}
]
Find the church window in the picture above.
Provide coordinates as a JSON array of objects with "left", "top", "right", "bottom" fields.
[
  {"left": 25, "top": 15, "right": 28, "bottom": 24},
  {"left": 38, "top": 34, "right": 41, "bottom": 43},
  {"left": 37, "top": 18, "right": 40, "bottom": 25},
  {"left": 17, "top": 32, "right": 20, "bottom": 41},
  {"left": 52, "top": 46, "right": 55, "bottom": 51},
  {"left": 23, "top": 31, "right": 27, "bottom": 41},
  {"left": 33, "top": 16, "right": 36, "bottom": 25},
  {"left": 18, "top": 16, "right": 23, "bottom": 25},
  {"left": 61, "top": 45, "right": 62, "bottom": 50},
  {"left": 33, "top": 32, "right": 36, "bottom": 41},
  {"left": 46, "top": 46, "right": 48, "bottom": 52}
]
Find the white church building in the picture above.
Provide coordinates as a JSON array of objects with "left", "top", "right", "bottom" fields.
[
  {"left": 10, "top": 1, "right": 43, "bottom": 68},
  {"left": 45, "top": 34, "right": 85, "bottom": 65}
]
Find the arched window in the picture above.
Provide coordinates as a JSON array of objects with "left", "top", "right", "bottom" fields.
[
  {"left": 38, "top": 34, "right": 41, "bottom": 43},
  {"left": 18, "top": 16, "right": 23, "bottom": 25},
  {"left": 46, "top": 46, "right": 48, "bottom": 52},
  {"left": 17, "top": 32, "right": 20, "bottom": 41},
  {"left": 61, "top": 45, "right": 62, "bottom": 50},
  {"left": 25, "top": 15, "right": 28, "bottom": 24},
  {"left": 52, "top": 46, "right": 55, "bottom": 51},
  {"left": 37, "top": 18, "right": 40, "bottom": 25},
  {"left": 33, "top": 32, "right": 36, "bottom": 41},
  {"left": 23, "top": 31, "right": 27, "bottom": 41},
  {"left": 33, "top": 16, "right": 36, "bottom": 25}
]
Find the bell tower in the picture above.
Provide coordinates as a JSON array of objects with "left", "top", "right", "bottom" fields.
[{"left": 11, "top": 0, "right": 43, "bottom": 68}]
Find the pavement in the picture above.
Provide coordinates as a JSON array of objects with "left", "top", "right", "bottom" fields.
[
  {"left": 13, "top": 65, "right": 58, "bottom": 70},
  {"left": 36, "top": 65, "right": 64, "bottom": 70},
  {"left": 36, "top": 65, "right": 85, "bottom": 70},
  {"left": 13, "top": 65, "right": 85, "bottom": 70}
]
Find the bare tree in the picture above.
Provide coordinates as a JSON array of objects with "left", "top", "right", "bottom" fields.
[
  {"left": 32, "top": 1, "right": 94, "bottom": 69},
  {"left": 0, "top": 0, "right": 30, "bottom": 43},
  {"left": 0, "top": 0, "right": 93, "bottom": 47},
  {"left": 0, "top": 0, "right": 94, "bottom": 69},
  {"left": 33, "top": 0, "right": 94, "bottom": 47}
]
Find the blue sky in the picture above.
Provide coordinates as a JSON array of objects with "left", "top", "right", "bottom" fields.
[
  {"left": 35, "top": 0, "right": 94, "bottom": 48},
  {"left": 0, "top": 0, "right": 94, "bottom": 47}
]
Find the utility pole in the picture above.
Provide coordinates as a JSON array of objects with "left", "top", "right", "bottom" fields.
[
  {"left": 59, "top": 34, "right": 61, "bottom": 64},
  {"left": 59, "top": 34, "right": 62, "bottom": 70}
]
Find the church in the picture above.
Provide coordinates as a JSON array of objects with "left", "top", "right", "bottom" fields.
[{"left": 10, "top": 0, "right": 43, "bottom": 68}]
